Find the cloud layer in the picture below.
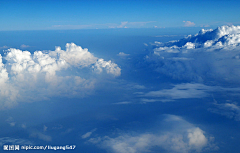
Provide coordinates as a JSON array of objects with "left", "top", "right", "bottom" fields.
[
  {"left": 88, "top": 115, "right": 217, "bottom": 153},
  {"left": 147, "top": 25, "right": 240, "bottom": 84},
  {"left": 138, "top": 83, "right": 240, "bottom": 103},
  {"left": 0, "top": 43, "right": 121, "bottom": 109}
]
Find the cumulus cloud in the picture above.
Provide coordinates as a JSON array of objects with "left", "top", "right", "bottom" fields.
[
  {"left": 88, "top": 115, "right": 217, "bottom": 153},
  {"left": 93, "top": 58, "right": 121, "bottom": 76},
  {"left": 0, "top": 43, "right": 121, "bottom": 109},
  {"left": 183, "top": 21, "right": 195, "bottom": 27},
  {"left": 188, "top": 128, "right": 208, "bottom": 150},
  {"left": 147, "top": 25, "right": 240, "bottom": 84},
  {"left": 51, "top": 43, "right": 97, "bottom": 67}
]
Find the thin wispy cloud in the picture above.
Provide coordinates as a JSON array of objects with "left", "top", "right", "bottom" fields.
[
  {"left": 0, "top": 46, "right": 9, "bottom": 49},
  {"left": 113, "top": 101, "right": 132, "bottom": 105},
  {"left": 81, "top": 128, "right": 97, "bottom": 139},
  {"left": 117, "top": 52, "right": 130, "bottom": 57},
  {"left": 51, "top": 21, "right": 156, "bottom": 30},
  {"left": 52, "top": 24, "right": 94, "bottom": 29},
  {"left": 20, "top": 44, "right": 30, "bottom": 48},
  {"left": 209, "top": 98, "right": 240, "bottom": 121},
  {"left": 141, "top": 83, "right": 240, "bottom": 103}
]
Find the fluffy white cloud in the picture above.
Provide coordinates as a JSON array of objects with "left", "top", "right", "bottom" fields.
[
  {"left": 93, "top": 58, "right": 121, "bottom": 76},
  {"left": 0, "top": 55, "right": 8, "bottom": 84},
  {"left": 88, "top": 115, "right": 217, "bottom": 153},
  {"left": 147, "top": 25, "right": 240, "bottom": 83},
  {"left": 52, "top": 43, "right": 97, "bottom": 67},
  {"left": 188, "top": 128, "right": 208, "bottom": 150},
  {"left": 183, "top": 21, "right": 195, "bottom": 27},
  {"left": 0, "top": 43, "right": 121, "bottom": 109}
]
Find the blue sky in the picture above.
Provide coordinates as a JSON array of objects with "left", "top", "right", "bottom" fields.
[
  {"left": 1, "top": 1, "right": 240, "bottom": 153},
  {"left": 0, "top": 0, "right": 240, "bottom": 31}
]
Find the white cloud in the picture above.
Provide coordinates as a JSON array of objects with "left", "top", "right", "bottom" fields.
[
  {"left": 209, "top": 99, "right": 240, "bottom": 121},
  {"left": 140, "top": 98, "right": 168, "bottom": 103},
  {"left": 142, "top": 83, "right": 240, "bottom": 102},
  {"left": 43, "top": 125, "right": 48, "bottom": 132},
  {"left": 183, "top": 21, "right": 195, "bottom": 27},
  {"left": 21, "top": 123, "right": 27, "bottom": 129},
  {"left": 93, "top": 58, "right": 121, "bottom": 76},
  {"left": 6, "top": 117, "right": 16, "bottom": 127},
  {"left": 82, "top": 132, "right": 93, "bottom": 139},
  {"left": 52, "top": 43, "right": 97, "bottom": 67},
  {"left": 0, "top": 137, "right": 33, "bottom": 146},
  {"left": 81, "top": 128, "right": 97, "bottom": 139},
  {"left": 113, "top": 101, "right": 132, "bottom": 105},
  {"left": 147, "top": 25, "right": 240, "bottom": 83},
  {"left": 0, "top": 46, "right": 9, "bottom": 49},
  {"left": 61, "top": 128, "right": 74, "bottom": 135},
  {"left": 188, "top": 128, "right": 208, "bottom": 150},
  {"left": 20, "top": 44, "right": 30, "bottom": 48},
  {"left": 144, "top": 83, "right": 213, "bottom": 100},
  {"left": 109, "top": 21, "right": 155, "bottom": 29},
  {"left": 52, "top": 24, "right": 93, "bottom": 30},
  {"left": 0, "top": 43, "right": 121, "bottom": 109},
  {"left": 88, "top": 115, "right": 217, "bottom": 153},
  {"left": 117, "top": 52, "right": 130, "bottom": 57},
  {"left": 30, "top": 131, "right": 52, "bottom": 142},
  {"left": 117, "top": 22, "right": 128, "bottom": 28},
  {"left": 132, "top": 84, "right": 145, "bottom": 89}
]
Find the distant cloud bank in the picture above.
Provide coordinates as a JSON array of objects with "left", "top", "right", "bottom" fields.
[{"left": 147, "top": 25, "right": 240, "bottom": 84}]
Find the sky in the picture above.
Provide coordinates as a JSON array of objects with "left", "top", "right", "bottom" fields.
[
  {"left": 0, "top": 0, "right": 240, "bottom": 153},
  {"left": 0, "top": 0, "right": 240, "bottom": 31}
]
